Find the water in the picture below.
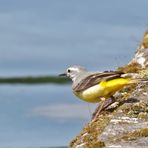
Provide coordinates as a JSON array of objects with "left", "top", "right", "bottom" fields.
[{"left": 0, "top": 0, "right": 148, "bottom": 147}]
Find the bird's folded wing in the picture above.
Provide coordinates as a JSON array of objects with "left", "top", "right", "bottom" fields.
[{"left": 73, "top": 71, "right": 124, "bottom": 92}]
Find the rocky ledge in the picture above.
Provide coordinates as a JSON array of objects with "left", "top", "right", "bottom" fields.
[{"left": 69, "top": 31, "right": 148, "bottom": 148}]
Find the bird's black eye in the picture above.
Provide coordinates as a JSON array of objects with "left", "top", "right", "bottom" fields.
[{"left": 67, "top": 69, "right": 71, "bottom": 73}]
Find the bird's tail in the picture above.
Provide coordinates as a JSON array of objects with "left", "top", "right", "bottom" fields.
[
  {"left": 121, "top": 73, "right": 148, "bottom": 84},
  {"left": 128, "top": 78, "right": 148, "bottom": 84}
]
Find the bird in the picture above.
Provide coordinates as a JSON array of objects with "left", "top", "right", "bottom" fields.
[{"left": 59, "top": 65, "right": 144, "bottom": 119}]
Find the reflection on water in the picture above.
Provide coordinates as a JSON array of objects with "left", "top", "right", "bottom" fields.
[{"left": 0, "top": 76, "right": 70, "bottom": 84}]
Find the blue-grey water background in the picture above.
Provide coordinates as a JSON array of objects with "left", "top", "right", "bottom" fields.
[{"left": 0, "top": 0, "right": 148, "bottom": 148}]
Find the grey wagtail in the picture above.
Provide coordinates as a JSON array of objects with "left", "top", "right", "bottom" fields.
[{"left": 59, "top": 65, "right": 144, "bottom": 117}]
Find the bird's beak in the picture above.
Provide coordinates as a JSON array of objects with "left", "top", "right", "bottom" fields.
[{"left": 59, "top": 73, "right": 67, "bottom": 77}]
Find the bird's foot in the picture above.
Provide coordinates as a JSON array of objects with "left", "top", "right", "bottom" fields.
[{"left": 92, "top": 96, "right": 115, "bottom": 121}]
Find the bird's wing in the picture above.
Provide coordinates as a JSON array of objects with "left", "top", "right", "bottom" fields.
[{"left": 73, "top": 71, "right": 124, "bottom": 92}]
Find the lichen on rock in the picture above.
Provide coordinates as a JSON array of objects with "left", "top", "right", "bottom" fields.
[{"left": 69, "top": 31, "right": 148, "bottom": 148}]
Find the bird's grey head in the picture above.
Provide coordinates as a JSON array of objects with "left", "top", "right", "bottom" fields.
[{"left": 59, "top": 65, "right": 87, "bottom": 82}]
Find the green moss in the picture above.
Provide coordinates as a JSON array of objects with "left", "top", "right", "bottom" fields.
[
  {"left": 141, "top": 31, "right": 148, "bottom": 48},
  {"left": 122, "top": 101, "right": 148, "bottom": 119},
  {"left": 83, "top": 141, "right": 105, "bottom": 148},
  {"left": 139, "top": 68, "right": 148, "bottom": 79},
  {"left": 70, "top": 112, "right": 111, "bottom": 148},
  {"left": 116, "top": 128, "right": 148, "bottom": 142},
  {"left": 93, "top": 141, "right": 105, "bottom": 148},
  {"left": 118, "top": 62, "right": 141, "bottom": 73},
  {"left": 138, "top": 112, "right": 148, "bottom": 119}
]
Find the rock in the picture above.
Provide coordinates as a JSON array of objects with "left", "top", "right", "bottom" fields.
[
  {"left": 69, "top": 31, "right": 148, "bottom": 148},
  {"left": 129, "top": 31, "right": 148, "bottom": 68}
]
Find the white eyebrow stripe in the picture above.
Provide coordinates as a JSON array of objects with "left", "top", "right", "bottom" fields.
[{"left": 69, "top": 67, "right": 79, "bottom": 71}]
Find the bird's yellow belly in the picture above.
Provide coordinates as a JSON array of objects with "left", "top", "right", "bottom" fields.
[{"left": 74, "top": 84, "right": 105, "bottom": 103}]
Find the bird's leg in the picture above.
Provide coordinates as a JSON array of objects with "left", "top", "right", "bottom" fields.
[
  {"left": 92, "top": 97, "right": 106, "bottom": 120},
  {"left": 92, "top": 96, "right": 115, "bottom": 120},
  {"left": 102, "top": 96, "right": 116, "bottom": 110}
]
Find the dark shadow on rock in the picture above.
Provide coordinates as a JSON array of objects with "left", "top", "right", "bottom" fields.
[
  {"left": 105, "top": 98, "right": 139, "bottom": 112},
  {"left": 124, "top": 98, "right": 140, "bottom": 103},
  {"left": 92, "top": 98, "right": 139, "bottom": 119}
]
